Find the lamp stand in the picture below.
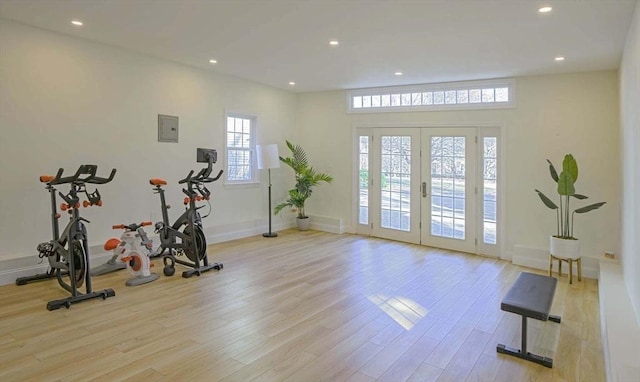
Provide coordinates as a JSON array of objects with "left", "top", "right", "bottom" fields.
[{"left": 263, "top": 168, "right": 277, "bottom": 237}]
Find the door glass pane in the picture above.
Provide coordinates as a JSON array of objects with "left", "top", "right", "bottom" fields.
[
  {"left": 380, "top": 136, "right": 411, "bottom": 231},
  {"left": 431, "top": 136, "right": 465, "bottom": 239},
  {"left": 359, "top": 136, "right": 369, "bottom": 225},
  {"left": 483, "top": 137, "right": 497, "bottom": 244}
]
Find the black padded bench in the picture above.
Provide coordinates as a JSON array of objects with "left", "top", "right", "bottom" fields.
[{"left": 496, "top": 272, "right": 561, "bottom": 368}]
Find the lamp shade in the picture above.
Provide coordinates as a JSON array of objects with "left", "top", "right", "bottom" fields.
[{"left": 256, "top": 144, "right": 280, "bottom": 170}]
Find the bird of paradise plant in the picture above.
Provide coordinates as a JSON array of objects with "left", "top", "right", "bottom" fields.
[{"left": 535, "top": 154, "right": 606, "bottom": 239}]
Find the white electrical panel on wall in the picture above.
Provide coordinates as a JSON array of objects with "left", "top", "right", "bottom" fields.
[{"left": 158, "top": 114, "right": 179, "bottom": 143}]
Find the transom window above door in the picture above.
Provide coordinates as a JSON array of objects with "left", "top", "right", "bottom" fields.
[{"left": 348, "top": 78, "right": 515, "bottom": 113}]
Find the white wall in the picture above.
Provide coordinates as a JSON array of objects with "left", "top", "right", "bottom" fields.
[
  {"left": 0, "top": 18, "right": 626, "bottom": 291},
  {"left": 296, "top": 71, "right": 620, "bottom": 265},
  {"left": 0, "top": 20, "right": 295, "bottom": 262},
  {"left": 620, "top": 1, "right": 640, "bottom": 326}
]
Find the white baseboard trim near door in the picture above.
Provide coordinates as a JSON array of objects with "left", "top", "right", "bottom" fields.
[
  {"left": 308, "top": 214, "right": 347, "bottom": 234},
  {"left": 511, "top": 244, "right": 599, "bottom": 279}
]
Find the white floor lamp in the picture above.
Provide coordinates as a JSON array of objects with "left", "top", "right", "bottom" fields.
[{"left": 256, "top": 144, "right": 280, "bottom": 238}]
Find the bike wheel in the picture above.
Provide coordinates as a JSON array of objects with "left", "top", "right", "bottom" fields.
[
  {"left": 55, "top": 240, "right": 85, "bottom": 291},
  {"left": 182, "top": 225, "right": 206, "bottom": 263}
]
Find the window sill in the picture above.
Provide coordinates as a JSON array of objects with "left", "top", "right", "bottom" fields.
[{"left": 223, "top": 181, "right": 260, "bottom": 189}]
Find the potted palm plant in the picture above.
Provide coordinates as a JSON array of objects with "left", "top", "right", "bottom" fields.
[
  {"left": 535, "top": 154, "right": 606, "bottom": 257},
  {"left": 274, "top": 140, "right": 333, "bottom": 230}
]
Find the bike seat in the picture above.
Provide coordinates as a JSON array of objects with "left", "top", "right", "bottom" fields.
[
  {"left": 150, "top": 178, "right": 167, "bottom": 186},
  {"left": 40, "top": 175, "right": 55, "bottom": 183}
]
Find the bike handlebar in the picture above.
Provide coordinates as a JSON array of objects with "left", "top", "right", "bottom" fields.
[
  {"left": 47, "top": 165, "right": 116, "bottom": 186},
  {"left": 178, "top": 170, "right": 196, "bottom": 184},
  {"left": 112, "top": 221, "right": 152, "bottom": 230},
  {"left": 88, "top": 168, "right": 117, "bottom": 184},
  {"left": 203, "top": 169, "right": 224, "bottom": 183},
  {"left": 178, "top": 169, "right": 224, "bottom": 185}
]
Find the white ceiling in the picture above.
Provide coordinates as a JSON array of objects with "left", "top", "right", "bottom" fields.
[{"left": 0, "top": 0, "right": 636, "bottom": 93}]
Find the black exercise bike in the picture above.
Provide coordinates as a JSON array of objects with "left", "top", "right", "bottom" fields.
[
  {"left": 16, "top": 165, "right": 117, "bottom": 310},
  {"left": 150, "top": 148, "right": 224, "bottom": 278}
]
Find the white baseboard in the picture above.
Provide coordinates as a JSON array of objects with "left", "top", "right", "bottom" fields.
[
  {"left": 0, "top": 215, "right": 343, "bottom": 286},
  {"left": 511, "top": 244, "right": 599, "bottom": 279},
  {"left": 308, "top": 214, "right": 347, "bottom": 234},
  {"left": 599, "top": 261, "right": 640, "bottom": 382}
]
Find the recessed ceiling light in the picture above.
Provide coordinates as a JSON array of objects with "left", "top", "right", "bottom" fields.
[
  {"left": 329, "top": 40, "right": 339, "bottom": 46},
  {"left": 71, "top": 20, "right": 83, "bottom": 26},
  {"left": 538, "top": 6, "right": 552, "bottom": 13},
  {"left": 209, "top": 59, "right": 217, "bottom": 64},
  {"left": 394, "top": 72, "right": 403, "bottom": 76},
  {"left": 555, "top": 56, "right": 565, "bottom": 61},
  {"left": 289, "top": 81, "right": 296, "bottom": 86}
]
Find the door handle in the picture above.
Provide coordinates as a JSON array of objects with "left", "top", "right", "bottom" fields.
[{"left": 422, "top": 182, "right": 427, "bottom": 197}]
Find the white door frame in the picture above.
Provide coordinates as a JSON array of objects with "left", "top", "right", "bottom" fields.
[{"left": 352, "top": 123, "right": 504, "bottom": 258}]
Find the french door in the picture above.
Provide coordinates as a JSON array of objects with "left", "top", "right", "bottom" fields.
[
  {"left": 369, "top": 129, "right": 421, "bottom": 244},
  {"left": 356, "top": 126, "right": 500, "bottom": 256},
  {"left": 421, "top": 128, "right": 477, "bottom": 253}
]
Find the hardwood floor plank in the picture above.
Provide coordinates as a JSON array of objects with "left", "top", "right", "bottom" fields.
[
  {"left": 435, "top": 329, "right": 492, "bottom": 381},
  {"left": 376, "top": 334, "right": 441, "bottom": 382},
  {"left": 406, "top": 361, "right": 443, "bottom": 382},
  {"left": 358, "top": 315, "right": 439, "bottom": 379},
  {"left": 0, "top": 230, "right": 605, "bottom": 381},
  {"left": 465, "top": 353, "right": 503, "bottom": 382}
]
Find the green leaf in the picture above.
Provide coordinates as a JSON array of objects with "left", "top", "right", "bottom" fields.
[
  {"left": 572, "top": 194, "right": 588, "bottom": 200},
  {"left": 562, "top": 154, "right": 578, "bottom": 183},
  {"left": 280, "top": 140, "right": 308, "bottom": 173},
  {"left": 546, "top": 159, "right": 559, "bottom": 182},
  {"left": 276, "top": 140, "right": 332, "bottom": 219},
  {"left": 535, "top": 189, "right": 558, "bottom": 209},
  {"left": 557, "top": 171, "right": 575, "bottom": 196},
  {"left": 574, "top": 202, "right": 606, "bottom": 214}
]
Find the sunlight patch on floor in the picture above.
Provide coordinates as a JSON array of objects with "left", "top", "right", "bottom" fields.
[{"left": 367, "top": 294, "right": 428, "bottom": 330}]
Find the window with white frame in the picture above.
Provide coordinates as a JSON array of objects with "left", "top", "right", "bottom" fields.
[
  {"left": 348, "top": 78, "right": 515, "bottom": 112},
  {"left": 225, "top": 113, "right": 256, "bottom": 183}
]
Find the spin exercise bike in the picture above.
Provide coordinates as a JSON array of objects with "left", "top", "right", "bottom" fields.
[
  {"left": 16, "top": 165, "right": 117, "bottom": 310},
  {"left": 103, "top": 221, "right": 159, "bottom": 286},
  {"left": 150, "top": 148, "right": 224, "bottom": 278}
]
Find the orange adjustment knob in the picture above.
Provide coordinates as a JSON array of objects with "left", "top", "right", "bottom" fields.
[
  {"left": 112, "top": 224, "right": 125, "bottom": 229},
  {"left": 184, "top": 197, "right": 190, "bottom": 205},
  {"left": 83, "top": 200, "right": 90, "bottom": 208},
  {"left": 96, "top": 200, "right": 103, "bottom": 207},
  {"left": 142, "top": 221, "right": 152, "bottom": 226},
  {"left": 60, "top": 204, "right": 68, "bottom": 211},
  {"left": 55, "top": 213, "right": 61, "bottom": 219},
  {"left": 196, "top": 196, "right": 203, "bottom": 201}
]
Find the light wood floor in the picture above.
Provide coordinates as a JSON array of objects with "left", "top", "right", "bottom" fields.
[{"left": 0, "top": 230, "right": 604, "bottom": 381}]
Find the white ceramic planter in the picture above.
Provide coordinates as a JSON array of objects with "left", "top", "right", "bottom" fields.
[
  {"left": 550, "top": 236, "right": 580, "bottom": 259},
  {"left": 296, "top": 217, "right": 310, "bottom": 231}
]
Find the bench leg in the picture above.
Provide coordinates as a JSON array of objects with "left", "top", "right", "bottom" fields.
[{"left": 497, "top": 315, "right": 559, "bottom": 368}]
